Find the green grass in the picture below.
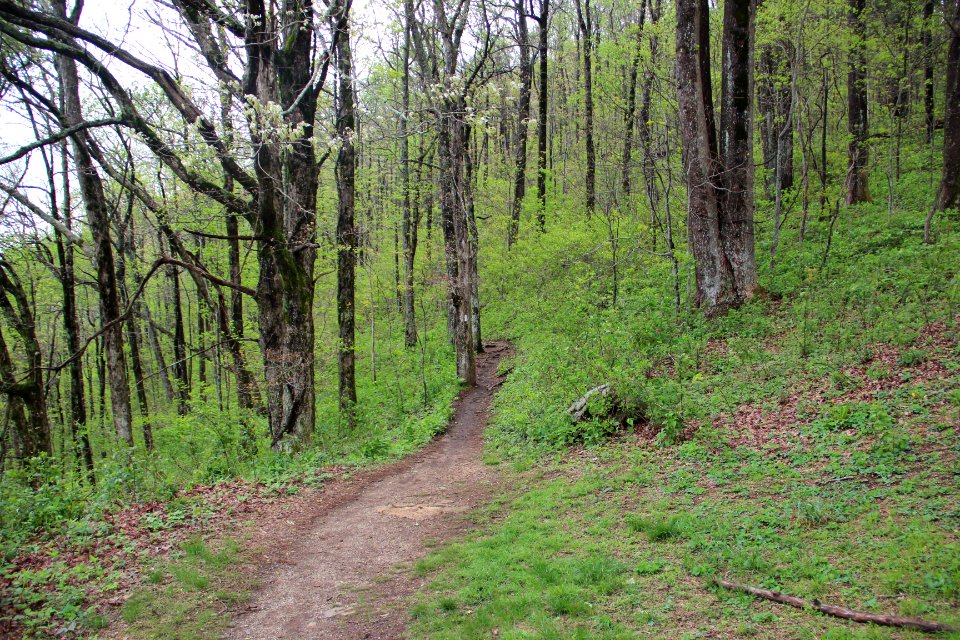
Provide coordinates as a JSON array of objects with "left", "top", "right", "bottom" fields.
[
  {"left": 408, "top": 168, "right": 960, "bottom": 638},
  {"left": 119, "top": 537, "right": 249, "bottom": 640}
]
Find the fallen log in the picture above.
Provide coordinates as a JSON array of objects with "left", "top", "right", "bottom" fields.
[{"left": 715, "top": 579, "right": 956, "bottom": 633}]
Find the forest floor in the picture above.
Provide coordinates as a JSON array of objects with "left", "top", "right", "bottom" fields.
[{"left": 220, "top": 340, "right": 512, "bottom": 640}]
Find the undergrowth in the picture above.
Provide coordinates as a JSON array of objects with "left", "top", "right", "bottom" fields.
[{"left": 410, "top": 164, "right": 960, "bottom": 637}]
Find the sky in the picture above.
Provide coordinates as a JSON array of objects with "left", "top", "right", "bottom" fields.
[{"left": 0, "top": 0, "right": 393, "bottom": 186}]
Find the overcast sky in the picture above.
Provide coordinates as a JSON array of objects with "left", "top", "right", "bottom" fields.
[{"left": 0, "top": 0, "right": 391, "bottom": 168}]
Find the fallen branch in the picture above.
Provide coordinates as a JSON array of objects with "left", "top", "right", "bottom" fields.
[{"left": 715, "top": 579, "right": 956, "bottom": 633}]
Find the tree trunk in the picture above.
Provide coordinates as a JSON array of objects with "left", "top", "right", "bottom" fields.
[
  {"left": 923, "top": 0, "right": 935, "bottom": 144},
  {"left": 465, "top": 123, "right": 482, "bottom": 354},
  {"left": 575, "top": 0, "right": 596, "bottom": 218},
  {"left": 845, "top": 0, "right": 871, "bottom": 204},
  {"left": 0, "top": 327, "right": 31, "bottom": 463},
  {"left": 0, "top": 264, "right": 52, "bottom": 461},
  {"left": 508, "top": 0, "right": 533, "bottom": 248},
  {"left": 168, "top": 258, "right": 190, "bottom": 415},
  {"left": 336, "top": 10, "right": 358, "bottom": 428},
  {"left": 247, "top": 0, "right": 326, "bottom": 450},
  {"left": 535, "top": 0, "right": 550, "bottom": 231},
  {"left": 117, "top": 219, "right": 152, "bottom": 449},
  {"left": 142, "top": 303, "right": 174, "bottom": 403},
  {"left": 53, "top": 21, "right": 134, "bottom": 446},
  {"left": 758, "top": 44, "right": 794, "bottom": 196},
  {"left": 935, "top": 0, "right": 960, "bottom": 212},
  {"left": 621, "top": 5, "right": 646, "bottom": 201},
  {"left": 401, "top": 0, "right": 418, "bottom": 347},
  {"left": 676, "top": 0, "right": 756, "bottom": 315},
  {"left": 719, "top": 0, "right": 758, "bottom": 300},
  {"left": 54, "top": 145, "right": 93, "bottom": 475},
  {"left": 436, "top": 97, "right": 477, "bottom": 383},
  {"left": 639, "top": 0, "right": 662, "bottom": 242}
]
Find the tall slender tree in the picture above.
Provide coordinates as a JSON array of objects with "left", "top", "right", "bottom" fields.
[
  {"left": 575, "top": 0, "right": 596, "bottom": 218},
  {"left": 336, "top": 2, "right": 358, "bottom": 426},
  {"left": 535, "top": 0, "right": 550, "bottom": 231},
  {"left": 846, "top": 0, "right": 871, "bottom": 204},
  {"left": 508, "top": 0, "right": 533, "bottom": 247}
]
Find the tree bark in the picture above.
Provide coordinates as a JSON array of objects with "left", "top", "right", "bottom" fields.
[
  {"left": 621, "top": 5, "right": 646, "bottom": 201},
  {"left": 0, "top": 327, "right": 30, "bottom": 463},
  {"left": 719, "top": 0, "right": 758, "bottom": 300},
  {"left": 52, "top": 10, "right": 134, "bottom": 445},
  {"left": 245, "top": 0, "right": 331, "bottom": 449},
  {"left": 167, "top": 255, "right": 190, "bottom": 415},
  {"left": 676, "top": 0, "right": 756, "bottom": 315},
  {"left": 535, "top": 0, "right": 550, "bottom": 231},
  {"left": 0, "top": 263, "right": 52, "bottom": 460},
  {"left": 401, "top": 0, "right": 418, "bottom": 347},
  {"left": 336, "top": 6, "right": 358, "bottom": 427},
  {"left": 508, "top": 0, "right": 533, "bottom": 248},
  {"left": 758, "top": 44, "right": 794, "bottom": 195},
  {"left": 935, "top": 0, "right": 960, "bottom": 212},
  {"left": 923, "top": 0, "right": 935, "bottom": 145},
  {"left": 54, "top": 143, "right": 93, "bottom": 475},
  {"left": 845, "top": 0, "right": 871, "bottom": 204},
  {"left": 465, "top": 123, "right": 482, "bottom": 354},
  {"left": 575, "top": 0, "right": 596, "bottom": 218},
  {"left": 116, "top": 215, "right": 152, "bottom": 449},
  {"left": 639, "top": 0, "right": 662, "bottom": 239}
]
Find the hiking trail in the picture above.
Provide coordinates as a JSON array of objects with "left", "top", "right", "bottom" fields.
[{"left": 226, "top": 341, "right": 511, "bottom": 640}]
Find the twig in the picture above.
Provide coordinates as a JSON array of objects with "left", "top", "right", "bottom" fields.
[{"left": 714, "top": 579, "right": 956, "bottom": 633}]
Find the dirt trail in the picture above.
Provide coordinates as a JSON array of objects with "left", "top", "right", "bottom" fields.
[{"left": 226, "top": 342, "right": 511, "bottom": 640}]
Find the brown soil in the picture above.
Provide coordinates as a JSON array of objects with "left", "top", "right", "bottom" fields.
[{"left": 224, "top": 341, "right": 511, "bottom": 640}]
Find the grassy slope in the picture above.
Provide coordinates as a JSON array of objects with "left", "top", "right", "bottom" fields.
[{"left": 408, "top": 194, "right": 960, "bottom": 639}]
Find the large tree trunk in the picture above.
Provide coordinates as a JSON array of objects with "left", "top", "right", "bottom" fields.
[
  {"left": 718, "top": 0, "right": 757, "bottom": 300},
  {"left": 935, "top": 0, "right": 960, "bottom": 212},
  {"left": 336, "top": 10, "right": 358, "bottom": 427},
  {"left": 247, "top": 0, "right": 324, "bottom": 450},
  {"left": 508, "top": 0, "right": 533, "bottom": 248},
  {"left": 676, "top": 0, "right": 756, "bottom": 315},
  {"left": 677, "top": 0, "right": 735, "bottom": 313},
  {"left": 845, "top": 0, "right": 871, "bottom": 205},
  {"left": 53, "top": 16, "right": 134, "bottom": 446},
  {"left": 575, "top": 0, "right": 596, "bottom": 218},
  {"left": 535, "top": 0, "right": 550, "bottom": 231},
  {"left": 437, "top": 100, "right": 477, "bottom": 384},
  {"left": 0, "top": 327, "right": 30, "bottom": 463}
]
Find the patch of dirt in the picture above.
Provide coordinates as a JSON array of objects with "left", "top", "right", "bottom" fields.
[
  {"left": 716, "top": 319, "right": 959, "bottom": 453},
  {"left": 224, "top": 341, "right": 512, "bottom": 640}
]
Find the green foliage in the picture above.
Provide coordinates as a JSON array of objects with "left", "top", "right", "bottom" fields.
[{"left": 411, "top": 169, "right": 960, "bottom": 637}]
